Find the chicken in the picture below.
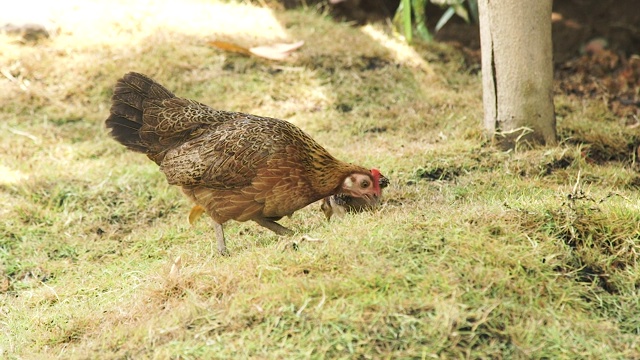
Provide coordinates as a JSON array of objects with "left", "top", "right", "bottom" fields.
[
  {"left": 105, "top": 72, "right": 381, "bottom": 255},
  {"left": 321, "top": 171, "right": 389, "bottom": 221},
  {"left": 189, "top": 170, "right": 387, "bottom": 224}
]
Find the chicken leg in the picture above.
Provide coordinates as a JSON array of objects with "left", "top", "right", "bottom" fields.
[
  {"left": 214, "top": 222, "right": 229, "bottom": 256},
  {"left": 254, "top": 218, "right": 294, "bottom": 236},
  {"left": 212, "top": 218, "right": 292, "bottom": 255}
]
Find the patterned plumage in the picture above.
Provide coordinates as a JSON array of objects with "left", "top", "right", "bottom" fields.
[
  {"left": 106, "top": 72, "right": 380, "bottom": 254},
  {"left": 321, "top": 171, "right": 389, "bottom": 221}
]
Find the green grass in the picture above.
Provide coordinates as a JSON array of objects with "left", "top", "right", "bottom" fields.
[{"left": 1, "top": 1, "right": 640, "bottom": 358}]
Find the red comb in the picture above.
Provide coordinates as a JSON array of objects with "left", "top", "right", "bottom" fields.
[{"left": 370, "top": 168, "right": 381, "bottom": 196}]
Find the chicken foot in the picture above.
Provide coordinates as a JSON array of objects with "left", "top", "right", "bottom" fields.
[
  {"left": 212, "top": 219, "right": 292, "bottom": 256},
  {"left": 254, "top": 218, "right": 294, "bottom": 236}
]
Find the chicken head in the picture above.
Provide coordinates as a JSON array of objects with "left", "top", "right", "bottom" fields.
[
  {"left": 322, "top": 169, "right": 388, "bottom": 221},
  {"left": 340, "top": 169, "right": 382, "bottom": 204}
]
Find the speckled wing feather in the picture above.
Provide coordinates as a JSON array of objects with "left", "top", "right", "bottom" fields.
[{"left": 147, "top": 103, "right": 313, "bottom": 189}]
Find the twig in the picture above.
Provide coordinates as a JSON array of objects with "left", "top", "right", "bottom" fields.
[
  {"left": 295, "top": 298, "right": 310, "bottom": 317},
  {"left": 280, "top": 235, "right": 324, "bottom": 252},
  {"left": 571, "top": 170, "right": 582, "bottom": 195},
  {"left": 1, "top": 67, "right": 30, "bottom": 91},
  {"left": 315, "top": 285, "right": 326, "bottom": 311},
  {"left": 168, "top": 256, "right": 182, "bottom": 281},
  {"left": 300, "top": 235, "right": 323, "bottom": 242},
  {"left": 8, "top": 128, "right": 40, "bottom": 144}
]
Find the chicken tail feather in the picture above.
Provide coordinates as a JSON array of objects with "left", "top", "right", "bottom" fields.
[{"left": 106, "top": 72, "right": 175, "bottom": 153}]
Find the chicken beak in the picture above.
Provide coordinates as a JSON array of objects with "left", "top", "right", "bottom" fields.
[{"left": 362, "top": 193, "right": 378, "bottom": 206}]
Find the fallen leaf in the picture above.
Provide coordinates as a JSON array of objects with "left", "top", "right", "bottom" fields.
[
  {"left": 249, "top": 40, "right": 304, "bottom": 61},
  {"left": 207, "top": 40, "right": 304, "bottom": 61},
  {"left": 207, "top": 40, "right": 251, "bottom": 56},
  {"left": 188, "top": 205, "right": 206, "bottom": 225}
]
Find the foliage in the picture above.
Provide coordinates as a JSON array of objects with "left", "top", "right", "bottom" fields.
[
  {"left": 394, "top": 0, "right": 478, "bottom": 42},
  {"left": 394, "top": 0, "right": 431, "bottom": 43}
]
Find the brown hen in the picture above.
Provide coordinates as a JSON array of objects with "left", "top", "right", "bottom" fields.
[{"left": 105, "top": 72, "right": 380, "bottom": 254}]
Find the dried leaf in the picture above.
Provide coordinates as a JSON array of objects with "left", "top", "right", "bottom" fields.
[
  {"left": 188, "top": 205, "right": 206, "bottom": 225},
  {"left": 249, "top": 40, "right": 304, "bottom": 61},
  {"left": 207, "top": 40, "right": 304, "bottom": 61},
  {"left": 207, "top": 40, "right": 251, "bottom": 56}
]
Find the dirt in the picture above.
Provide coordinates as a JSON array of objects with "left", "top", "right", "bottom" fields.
[
  {"left": 324, "top": 0, "right": 640, "bottom": 124},
  {"left": 436, "top": 0, "right": 640, "bottom": 124}
]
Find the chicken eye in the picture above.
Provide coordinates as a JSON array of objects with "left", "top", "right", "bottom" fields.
[{"left": 360, "top": 180, "right": 370, "bottom": 188}]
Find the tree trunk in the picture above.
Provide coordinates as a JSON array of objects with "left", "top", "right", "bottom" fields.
[{"left": 478, "top": 0, "right": 557, "bottom": 149}]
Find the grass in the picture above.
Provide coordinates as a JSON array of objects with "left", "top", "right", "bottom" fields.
[{"left": 1, "top": 0, "right": 640, "bottom": 358}]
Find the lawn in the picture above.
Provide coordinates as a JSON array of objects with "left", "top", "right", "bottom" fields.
[{"left": 1, "top": 0, "right": 639, "bottom": 358}]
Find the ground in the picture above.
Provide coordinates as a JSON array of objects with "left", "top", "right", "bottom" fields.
[
  {"left": 1, "top": 0, "right": 639, "bottom": 358},
  {"left": 433, "top": 0, "right": 640, "bottom": 129},
  {"left": 329, "top": 0, "right": 640, "bottom": 128}
]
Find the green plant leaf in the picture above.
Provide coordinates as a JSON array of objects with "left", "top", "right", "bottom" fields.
[
  {"left": 411, "top": 0, "right": 432, "bottom": 41},
  {"left": 454, "top": 3, "right": 470, "bottom": 23},
  {"left": 467, "top": 0, "right": 479, "bottom": 23},
  {"left": 402, "top": 0, "right": 412, "bottom": 42},
  {"left": 416, "top": 22, "right": 432, "bottom": 41},
  {"left": 435, "top": 6, "right": 456, "bottom": 32}
]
